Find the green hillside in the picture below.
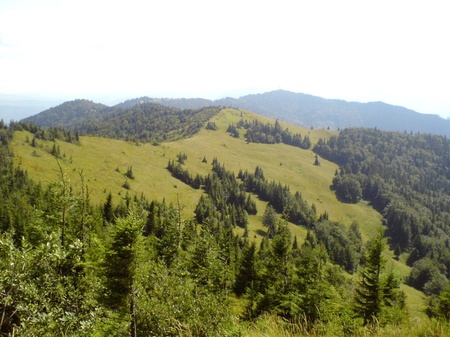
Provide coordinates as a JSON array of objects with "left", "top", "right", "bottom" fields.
[
  {"left": 12, "top": 108, "right": 380, "bottom": 236},
  {"left": 11, "top": 108, "right": 428, "bottom": 318}
]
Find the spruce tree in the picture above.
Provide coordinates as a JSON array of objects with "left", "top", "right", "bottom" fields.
[
  {"left": 354, "top": 230, "right": 384, "bottom": 324},
  {"left": 354, "top": 229, "right": 396, "bottom": 325}
]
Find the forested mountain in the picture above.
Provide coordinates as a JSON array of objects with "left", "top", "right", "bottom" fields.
[
  {"left": 22, "top": 100, "right": 222, "bottom": 143},
  {"left": 21, "top": 99, "right": 110, "bottom": 128},
  {"left": 314, "top": 128, "right": 450, "bottom": 296}
]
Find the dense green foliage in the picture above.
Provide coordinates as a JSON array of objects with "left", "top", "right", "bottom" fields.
[
  {"left": 168, "top": 158, "right": 363, "bottom": 274},
  {"left": 314, "top": 128, "right": 450, "bottom": 295}
]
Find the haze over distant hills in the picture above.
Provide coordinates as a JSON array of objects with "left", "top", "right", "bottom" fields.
[
  {"left": 19, "top": 90, "right": 450, "bottom": 137},
  {"left": 0, "top": 94, "right": 63, "bottom": 122}
]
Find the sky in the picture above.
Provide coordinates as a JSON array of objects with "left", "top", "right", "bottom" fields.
[{"left": 1, "top": 0, "right": 449, "bottom": 118}]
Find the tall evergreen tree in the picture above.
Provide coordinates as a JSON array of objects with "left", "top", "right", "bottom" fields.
[
  {"left": 354, "top": 229, "right": 385, "bottom": 324},
  {"left": 354, "top": 229, "right": 405, "bottom": 325}
]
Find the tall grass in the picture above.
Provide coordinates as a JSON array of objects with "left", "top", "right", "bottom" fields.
[{"left": 239, "top": 314, "right": 450, "bottom": 337}]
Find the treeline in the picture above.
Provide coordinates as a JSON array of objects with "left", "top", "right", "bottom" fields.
[
  {"left": 227, "top": 119, "right": 311, "bottom": 149},
  {"left": 314, "top": 128, "right": 450, "bottom": 296}
]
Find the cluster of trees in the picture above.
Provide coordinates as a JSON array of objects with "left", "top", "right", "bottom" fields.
[
  {"left": 314, "top": 128, "right": 450, "bottom": 296},
  {"left": 167, "top": 157, "right": 257, "bottom": 229},
  {"left": 238, "top": 166, "right": 316, "bottom": 227},
  {"left": 331, "top": 173, "right": 363, "bottom": 203},
  {"left": 239, "top": 119, "right": 311, "bottom": 149},
  {"left": 22, "top": 123, "right": 80, "bottom": 144},
  {"left": 315, "top": 220, "right": 363, "bottom": 273},
  {"left": 226, "top": 124, "right": 240, "bottom": 138}
]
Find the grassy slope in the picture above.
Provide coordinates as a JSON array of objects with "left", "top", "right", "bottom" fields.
[{"left": 11, "top": 108, "right": 426, "bottom": 317}]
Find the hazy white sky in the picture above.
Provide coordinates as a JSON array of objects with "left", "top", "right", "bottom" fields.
[{"left": 1, "top": 0, "right": 449, "bottom": 117}]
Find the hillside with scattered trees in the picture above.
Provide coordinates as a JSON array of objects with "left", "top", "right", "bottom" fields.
[{"left": 2, "top": 110, "right": 450, "bottom": 336}]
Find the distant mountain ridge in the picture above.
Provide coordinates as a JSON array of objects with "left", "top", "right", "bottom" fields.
[
  {"left": 21, "top": 90, "right": 450, "bottom": 137},
  {"left": 215, "top": 91, "right": 450, "bottom": 136}
]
